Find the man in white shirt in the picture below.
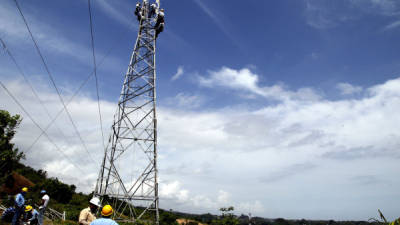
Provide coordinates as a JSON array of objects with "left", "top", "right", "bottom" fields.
[{"left": 38, "top": 190, "right": 50, "bottom": 225}]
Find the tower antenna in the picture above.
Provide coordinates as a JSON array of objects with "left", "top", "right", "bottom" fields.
[{"left": 95, "top": 1, "right": 164, "bottom": 223}]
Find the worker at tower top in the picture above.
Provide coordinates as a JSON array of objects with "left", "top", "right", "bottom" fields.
[
  {"left": 155, "top": 9, "right": 164, "bottom": 28},
  {"left": 89, "top": 205, "right": 118, "bottom": 225},
  {"left": 155, "top": 9, "right": 165, "bottom": 38},
  {"left": 142, "top": 0, "right": 149, "bottom": 17},
  {"left": 79, "top": 197, "right": 101, "bottom": 225},
  {"left": 149, "top": 3, "right": 157, "bottom": 18},
  {"left": 12, "top": 187, "right": 28, "bottom": 225},
  {"left": 135, "top": 2, "right": 141, "bottom": 21}
]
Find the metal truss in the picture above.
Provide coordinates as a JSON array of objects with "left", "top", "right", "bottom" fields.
[{"left": 95, "top": 1, "right": 159, "bottom": 224}]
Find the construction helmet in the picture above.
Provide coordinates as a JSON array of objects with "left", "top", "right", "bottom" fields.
[
  {"left": 89, "top": 197, "right": 101, "bottom": 207},
  {"left": 25, "top": 205, "right": 32, "bottom": 212},
  {"left": 101, "top": 205, "right": 113, "bottom": 217},
  {"left": 22, "top": 187, "right": 28, "bottom": 192}
]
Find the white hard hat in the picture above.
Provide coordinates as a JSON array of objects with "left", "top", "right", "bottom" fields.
[{"left": 89, "top": 197, "right": 101, "bottom": 207}]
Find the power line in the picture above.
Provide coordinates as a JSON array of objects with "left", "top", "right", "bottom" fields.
[
  {"left": 24, "top": 11, "right": 138, "bottom": 162},
  {"left": 88, "top": 0, "right": 106, "bottom": 152},
  {"left": 0, "top": 81, "right": 86, "bottom": 174},
  {"left": 12, "top": 0, "right": 96, "bottom": 164},
  {"left": 25, "top": 34, "right": 123, "bottom": 158},
  {"left": 0, "top": 37, "right": 71, "bottom": 151}
]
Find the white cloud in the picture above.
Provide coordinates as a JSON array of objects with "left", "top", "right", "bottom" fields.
[
  {"left": 198, "top": 67, "right": 321, "bottom": 102},
  {"left": 160, "top": 180, "right": 189, "bottom": 203},
  {"left": 336, "top": 82, "right": 363, "bottom": 95},
  {"left": 2, "top": 73, "right": 400, "bottom": 219},
  {"left": 304, "top": 0, "right": 353, "bottom": 29},
  {"left": 351, "top": 0, "right": 400, "bottom": 16},
  {"left": 166, "top": 92, "right": 204, "bottom": 109},
  {"left": 160, "top": 180, "right": 247, "bottom": 213},
  {"left": 305, "top": 0, "right": 400, "bottom": 29},
  {"left": 217, "top": 190, "right": 230, "bottom": 205},
  {"left": 383, "top": 20, "right": 400, "bottom": 30},
  {"left": 311, "top": 52, "right": 320, "bottom": 59},
  {"left": 171, "top": 66, "right": 184, "bottom": 81},
  {"left": 237, "top": 201, "right": 265, "bottom": 215}
]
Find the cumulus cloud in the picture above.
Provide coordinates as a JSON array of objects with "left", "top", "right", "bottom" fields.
[
  {"left": 160, "top": 180, "right": 247, "bottom": 213},
  {"left": 2, "top": 72, "right": 400, "bottom": 219},
  {"left": 336, "top": 82, "right": 363, "bottom": 95},
  {"left": 198, "top": 67, "right": 321, "bottom": 101},
  {"left": 171, "top": 66, "right": 184, "bottom": 81}
]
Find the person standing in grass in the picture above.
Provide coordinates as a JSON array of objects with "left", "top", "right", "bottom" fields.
[
  {"left": 12, "top": 187, "right": 28, "bottom": 225},
  {"left": 38, "top": 190, "right": 49, "bottom": 225}
]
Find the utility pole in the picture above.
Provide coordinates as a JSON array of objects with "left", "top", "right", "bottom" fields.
[{"left": 95, "top": 1, "right": 162, "bottom": 223}]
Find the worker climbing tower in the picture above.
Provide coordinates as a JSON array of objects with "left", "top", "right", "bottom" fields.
[{"left": 94, "top": 1, "right": 163, "bottom": 224}]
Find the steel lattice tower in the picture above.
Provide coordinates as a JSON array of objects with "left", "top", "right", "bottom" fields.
[{"left": 95, "top": 1, "right": 161, "bottom": 223}]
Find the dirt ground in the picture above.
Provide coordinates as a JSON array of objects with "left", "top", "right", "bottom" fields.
[{"left": 176, "top": 218, "right": 207, "bottom": 225}]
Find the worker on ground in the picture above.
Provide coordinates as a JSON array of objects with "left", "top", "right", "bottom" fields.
[
  {"left": 1, "top": 207, "right": 16, "bottom": 222},
  {"left": 79, "top": 197, "right": 101, "bottom": 225},
  {"left": 24, "top": 205, "right": 39, "bottom": 225},
  {"left": 89, "top": 205, "right": 118, "bottom": 225},
  {"left": 134, "top": 2, "right": 141, "bottom": 21},
  {"left": 155, "top": 9, "right": 165, "bottom": 38},
  {"left": 38, "top": 190, "right": 49, "bottom": 225},
  {"left": 12, "top": 187, "right": 28, "bottom": 225}
]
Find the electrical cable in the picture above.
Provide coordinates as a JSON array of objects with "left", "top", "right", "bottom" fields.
[
  {"left": 88, "top": 0, "right": 106, "bottom": 152},
  {"left": 0, "top": 81, "right": 86, "bottom": 174},
  {"left": 13, "top": 0, "right": 96, "bottom": 164},
  {"left": 0, "top": 37, "right": 70, "bottom": 149}
]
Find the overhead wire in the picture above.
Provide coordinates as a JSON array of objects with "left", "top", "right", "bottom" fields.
[
  {"left": 12, "top": 0, "right": 138, "bottom": 167},
  {"left": 87, "top": 0, "right": 106, "bottom": 152},
  {"left": 25, "top": 20, "right": 136, "bottom": 157},
  {"left": 12, "top": 0, "right": 96, "bottom": 164},
  {"left": 0, "top": 37, "right": 70, "bottom": 149},
  {"left": 0, "top": 81, "right": 86, "bottom": 174}
]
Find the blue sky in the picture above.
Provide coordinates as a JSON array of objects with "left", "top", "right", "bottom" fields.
[{"left": 1, "top": 0, "right": 400, "bottom": 221}]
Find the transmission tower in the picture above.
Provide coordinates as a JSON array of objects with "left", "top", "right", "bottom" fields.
[{"left": 95, "top": 1, "right": 162, "bottom": 223}]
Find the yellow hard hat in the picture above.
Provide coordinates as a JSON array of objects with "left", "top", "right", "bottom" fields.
[
  {"left": 25, "top": 205, "right": 32, "bottom": 212},
  {"left": 101, "top": 205, "right": 113, "bottom": 216},
  {"left": 22, "top": 187, "right": 28, "bottom": 192}
]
